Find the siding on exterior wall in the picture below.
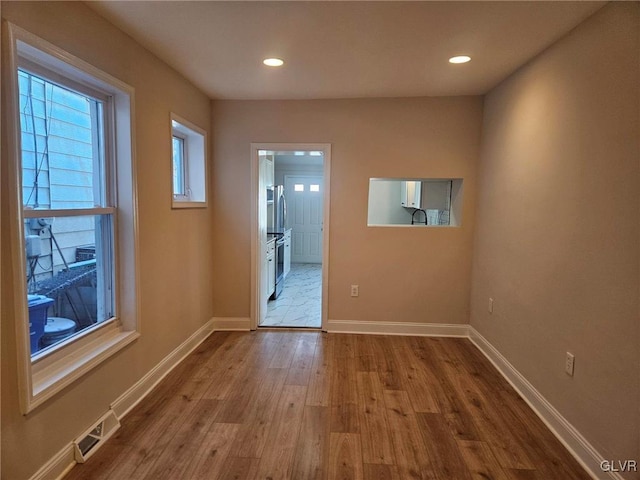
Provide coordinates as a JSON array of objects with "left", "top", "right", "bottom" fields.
[
  {"left": 19, "top": 71, "right": 95, "bottom": 210},
  {"left": 20, "top": 71, "right": 96, "bottom": 278}
]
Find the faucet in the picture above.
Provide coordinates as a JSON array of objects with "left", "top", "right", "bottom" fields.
[{"left": 411, "top": 209, "right": 428, "bottom": 225}]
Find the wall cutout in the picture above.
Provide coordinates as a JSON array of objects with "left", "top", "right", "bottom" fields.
[{"left": 368, "top": 178, "right": 463, "bottom": 227}]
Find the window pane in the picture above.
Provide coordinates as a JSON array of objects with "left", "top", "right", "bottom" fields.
[
  {"left": 294, "top": 184, "right": 304, "bottom": 192},
  {"left": 172, "top": 136, "right": 186, "bottom": 196},
  {"left": 310, "top": 184, "right": 320, "bottom": 192},
  {"left": 26, "top": 214, "right": 114, "bottom": 356},
  {"left": 18, "top": 70, "right": 105, "bottom": 209}
]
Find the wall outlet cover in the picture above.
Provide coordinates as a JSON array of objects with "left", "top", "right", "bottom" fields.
[{"left": 565, "top": 352, "right": 575, "bottom": 376}]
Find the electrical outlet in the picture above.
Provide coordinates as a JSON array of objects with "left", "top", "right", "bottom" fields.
[
  {"left": 350, "top": 285, "right": 359, "bottom": 297},
  {"left": 565, "top": 352, "right": 575, "bottom": 376},
  {"left": 488, "top": 298, "right": 494, "bottom": 314}
]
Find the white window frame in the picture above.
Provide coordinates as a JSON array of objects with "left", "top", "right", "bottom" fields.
[
  {"left": 170, "top": 113, "right": 207, "bottom": 209},
  {"left": 4, "top": 23, "right": 140, "bottom": 414},
  {"left": 172, "top": 133, "right": 188, "bottom": 198}
]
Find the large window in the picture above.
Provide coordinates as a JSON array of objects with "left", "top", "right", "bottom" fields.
[
  {"left": 6, "top": 24, "right": 139, "bottom": 412},
  {"left": 19, "top": 68, "right": 115, "bottom": 356}
]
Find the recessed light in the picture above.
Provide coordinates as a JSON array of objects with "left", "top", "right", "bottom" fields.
[
  {"left": 263, "top": 58, "right": 284, "bottom": 67},
  {"left": 449, "top": 55, "right": 471, "bottom": 64}
]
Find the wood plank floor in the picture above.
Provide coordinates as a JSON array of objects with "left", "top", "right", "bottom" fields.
[{"left": 65, "top": 331, "right": 591, "bottom": 480}]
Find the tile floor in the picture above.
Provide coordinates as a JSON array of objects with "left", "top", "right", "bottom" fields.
[{"left": 262, "top": 263, "right": 322, "bottom": 328}]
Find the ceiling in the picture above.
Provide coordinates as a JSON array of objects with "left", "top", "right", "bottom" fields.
[{"left": 87, "top": 1, "right": 605, "bottom": 100}]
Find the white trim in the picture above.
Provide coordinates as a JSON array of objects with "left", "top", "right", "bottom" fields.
[
  {"left": 326, "top": 320, "right": 617, "bottom": 479},
  {"left": 170, "top": 112, "right": 208, "bottom": 208},
  {"left": 23, "top": 207, "right": 116, "bottom": 218},
  {"left": 250, "top": 143, "right": 331, "bottom": 332},
  {"left": 171, "top": 201, "right": 207, "bottom": 210},
  {"left": 211, "top": 317, "right": 251, "bottom": 331},
  {"left": 3, "top": 19, "right": 34, "bottom": 415},
  {"left": 327, "top": 319, "right": 469, "bottom": 337},
  {"left": 31, "top": 330, "right": 140, "bottom": 408},
  {"left": 27, "top": 319, "right": 616, "bottom": 480},
  {"left": 250, "top": 146, "right": 259, "bottom": 331},
  {"left": 367, "top": 224, "right": 461, "bottom": 229},
  {"left": 27, "top": 443, "right": 75, "bottom": 480},
  {"left": 320, "top": 148, "right": 331, "bottom": 332},
  {"left": 29, "top": 319, "right": 215, "bottom": 480},
  {"left": 14, "top": 26, "right": 133, "bottom": 96},
  {"left": 468, "top": 327, "right": 618, "bottom": 480},
  {"left": 111, "top": 318, "right": 215, "bottom": 419}
]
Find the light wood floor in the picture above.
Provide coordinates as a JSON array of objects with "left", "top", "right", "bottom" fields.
[{"left": 65, "top": 331, "right": 590, "bottom": 480}]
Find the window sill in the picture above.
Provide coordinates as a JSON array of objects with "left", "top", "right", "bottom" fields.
[
  {"left": 27, "top": 324, "right": 140, "bottom": 413},
  {"left": 172, "top": 200, "right": 208, "bottom": 209},
  {"left": 366, "top": 223, "right": 461, "bottom": 228}
]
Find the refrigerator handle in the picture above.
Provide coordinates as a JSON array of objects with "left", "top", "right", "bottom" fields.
[{"left": 281, "top": 192, "right": 287, "bottom": 228}]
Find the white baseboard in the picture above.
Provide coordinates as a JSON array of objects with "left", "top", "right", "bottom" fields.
[
  {"left": 110, "top": 318, "right": 215, "bottom": 419},
  {"left": 29, "top": 318, "right": 216, "bottom": 480},
  {"left": 30, "top": 318, "right": 616, "bottom": 480},
  {"left": 327, "top": 319, "right": 469, "bottom": 337},
  {"left": 28, "top": 443, "right": 75, "bottom": 480},
  {"left": 211, "top": 316, "right": 251, "bottom": 331},
  {"left": 468, "top": 327, "right": 619, "bottom": 480}
]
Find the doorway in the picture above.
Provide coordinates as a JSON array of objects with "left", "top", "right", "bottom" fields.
[{"left": 250, "top": 144, "right": 331, "bottom": 330}]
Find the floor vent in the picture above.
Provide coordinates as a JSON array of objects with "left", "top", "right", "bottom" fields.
[{"left": 73, "top": 410, "right": 120, "bottom": 463}]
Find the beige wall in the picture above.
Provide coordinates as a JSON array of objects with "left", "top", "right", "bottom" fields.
[
  {"left": 4, "top": 2, "right": 635, "bottom": 478},
  {"left": 212, "top": 97, "right": 483, "bottom": 323},
  {"left": 0, "top": 3, "right": 213, "bottom": 479},
  {"left": 470, "top": 2, "right": 639, "bottom": 467}
]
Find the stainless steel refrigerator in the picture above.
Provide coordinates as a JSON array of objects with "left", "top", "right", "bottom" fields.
[{"left": 268, "top": 185, "right": 287, "bottom": 233}]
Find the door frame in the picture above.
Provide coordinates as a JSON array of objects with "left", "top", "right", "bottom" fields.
[
  {"left": 250, "top": 143, "right": 331, "bottom": 331},
  {"left": 284, "top": 174, "right": 324, "bottom": 264}
]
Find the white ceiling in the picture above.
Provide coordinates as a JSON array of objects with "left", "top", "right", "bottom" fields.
[{"left": 87, "top": 1, "right": 605, "bottom": 100}]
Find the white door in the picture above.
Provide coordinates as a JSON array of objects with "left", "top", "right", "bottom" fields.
[{"left": 285, "top": 175, "right": 323, "bottom": 264}]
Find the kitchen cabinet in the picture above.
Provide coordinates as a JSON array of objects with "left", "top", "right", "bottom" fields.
[
  {"left": 283, "top": 229, "right": 292, "bottom": 278},
  {"left": 265, "top": 157, "right": 274, "bottom": 187},
  {"left": 267, "top": 238, "right": 276, "bottom": 297},
  {"left": 400, "top": 180, "right": 421, "bottom": 208},
  {"left": 400, "top": 180, "right": 451, "bottom": 210}
]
